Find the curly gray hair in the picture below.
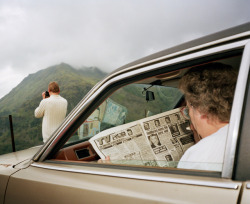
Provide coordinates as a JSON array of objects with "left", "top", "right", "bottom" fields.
[{"left": 179, "top": 62, "right": 238, "bottom": 122}]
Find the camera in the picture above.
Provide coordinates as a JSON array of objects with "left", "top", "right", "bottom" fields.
[{"left": 45, "top": 91, "right": 50, "bottom": 98}]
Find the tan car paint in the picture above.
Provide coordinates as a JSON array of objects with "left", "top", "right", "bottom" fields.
[
  {"left": 0, "top": 146, "right": 41, "bottom": 203},
  {"left": 5, "top": 163, "right": 242, "bottom": 204},
  {"left": 0, "top": 146, "right": 41, "bottom": 167},
  {"left": 241, "top": 182, "right": 250, "bottom": 204},
  {"left": 0, "top": 167, "right": 19, "bottom": 204}
]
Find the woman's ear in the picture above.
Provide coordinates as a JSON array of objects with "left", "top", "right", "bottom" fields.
[
  {"left": 204, "top": 114, "right": 216, "bottom": 125},
  {"left": 200, "top": 114, "right": 207, "bottom": 120}
]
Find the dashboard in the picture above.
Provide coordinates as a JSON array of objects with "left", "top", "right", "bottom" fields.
[{"left": 54, "top": 141, "right": 100, "bottom": 162}]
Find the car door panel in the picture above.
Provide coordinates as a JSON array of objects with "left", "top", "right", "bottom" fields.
[
  {"left": 240, "top": 183, "right": 250, "bottom": 204},
  {"left": 5, "top": 163, "right": 242, "bottom": 204},
  {"left": 0, "top": 167, "right": 19, "bottom": 204}
]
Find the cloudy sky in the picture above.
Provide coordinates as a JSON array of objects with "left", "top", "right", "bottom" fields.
[{"left": 0, "top": 0, "right": 249, "bottom": 99}]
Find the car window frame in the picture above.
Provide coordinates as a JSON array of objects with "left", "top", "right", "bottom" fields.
[
  {"left": 232, "top": 69, "right": 250, "bottom": 181},
  {"left": 33, "top": 39, "right": 248, "bottom": 180},
  {"left": 222, "top": 40, "right": 250, "bottom": 179}
]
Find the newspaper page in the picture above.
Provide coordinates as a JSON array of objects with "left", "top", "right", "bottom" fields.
[{"left": 89, "top": 107, "right": 194, "bottom": 167}]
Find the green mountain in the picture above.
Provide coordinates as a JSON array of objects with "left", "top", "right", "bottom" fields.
[{"left": 0, "top": 63, "right": 107, "bottom": 155}]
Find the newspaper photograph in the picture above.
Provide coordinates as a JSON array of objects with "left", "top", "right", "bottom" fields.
[{"left": 89, "top": 107, "right": 194, "bottom": 167}]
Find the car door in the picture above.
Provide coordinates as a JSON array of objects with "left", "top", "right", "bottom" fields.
[
  {"left": 5, "top": 34, "right": 250, "bottom": 204},
  {"left": 5, "top": 162, "right": 242, "bottom": 204}
]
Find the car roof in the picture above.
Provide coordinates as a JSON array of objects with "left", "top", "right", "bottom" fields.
[{"left": 110, "top": 22, "right": 250, "bottom": 75}]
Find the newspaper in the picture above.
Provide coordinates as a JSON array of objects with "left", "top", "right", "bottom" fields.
[{"left": 89, "top": 107, "right": 194, "bottom": 167}]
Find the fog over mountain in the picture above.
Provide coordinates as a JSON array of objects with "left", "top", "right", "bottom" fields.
[{"left": 1, "top": 0, "right": 250, "bottom": 99}]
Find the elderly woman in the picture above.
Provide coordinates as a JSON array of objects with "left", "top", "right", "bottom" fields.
[{"left": 177, "top": 62, "right": 238, "bottom": 171}]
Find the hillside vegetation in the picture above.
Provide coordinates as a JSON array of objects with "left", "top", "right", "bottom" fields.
[{"left": 0, "top": 63, "right": 107, "bottom": 155}]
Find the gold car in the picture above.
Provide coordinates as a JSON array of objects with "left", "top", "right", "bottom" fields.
[{"left": 1, "top": 22, "right": 250, "bottom": 204}]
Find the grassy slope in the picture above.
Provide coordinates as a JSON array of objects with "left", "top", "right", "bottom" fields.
[{"left": 0, "top": 63, "right": 107, "bottom": 154}]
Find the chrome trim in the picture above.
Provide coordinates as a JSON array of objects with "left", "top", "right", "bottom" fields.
[
  {"left": 222, "top": 41, "right": 250, "bottom": 178},
  {"left": 106, "top": 40, "right": 248, "bottom": 85},
  {"left": 35, "top": 39, "right": 249, "bottom": 162},
  {"left": 247, "top": 183, "right": 250, "bottom": 189},
  {"left": 31, "top": 162, "right": 240, "bottom": 190}
]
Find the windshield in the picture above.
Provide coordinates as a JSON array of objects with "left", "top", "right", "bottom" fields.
[{"left": 67, "top": 84, "right": 183, "bottom": 145}]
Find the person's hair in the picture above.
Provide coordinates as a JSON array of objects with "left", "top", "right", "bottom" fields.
[
  {"left": 48, "top": 81, "right": 60, "bottom": 93},
  {"left": 179, "top": 62, "right": 238, "bottom": 122}
]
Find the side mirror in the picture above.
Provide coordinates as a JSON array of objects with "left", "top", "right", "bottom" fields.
[{"left": 146, "top": 91, "right": 155, "bottom": 102}]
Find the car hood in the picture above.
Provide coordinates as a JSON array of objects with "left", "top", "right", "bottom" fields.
[{"left": 0, "top": 146, "right": 42, "bottom": 169}]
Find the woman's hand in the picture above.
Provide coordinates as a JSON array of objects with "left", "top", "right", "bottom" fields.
[{"left": 98, "top": 156, "right": 111, "bottom": 163}]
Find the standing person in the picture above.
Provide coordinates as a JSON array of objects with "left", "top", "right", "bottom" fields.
[
  {"left": 35, "top": 82, "right": 68, "bottom": 143},
  {"left": 177, "top": 62, "right": 237, "bottom": 171}
]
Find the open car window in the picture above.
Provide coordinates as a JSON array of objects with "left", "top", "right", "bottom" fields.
[{"left": 53, "top": 53, "right": 242, "bottom": 175}]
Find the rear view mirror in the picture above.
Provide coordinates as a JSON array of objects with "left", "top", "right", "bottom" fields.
[{"left": 146, "top": 91, "right": 155, "bottom": 102}]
